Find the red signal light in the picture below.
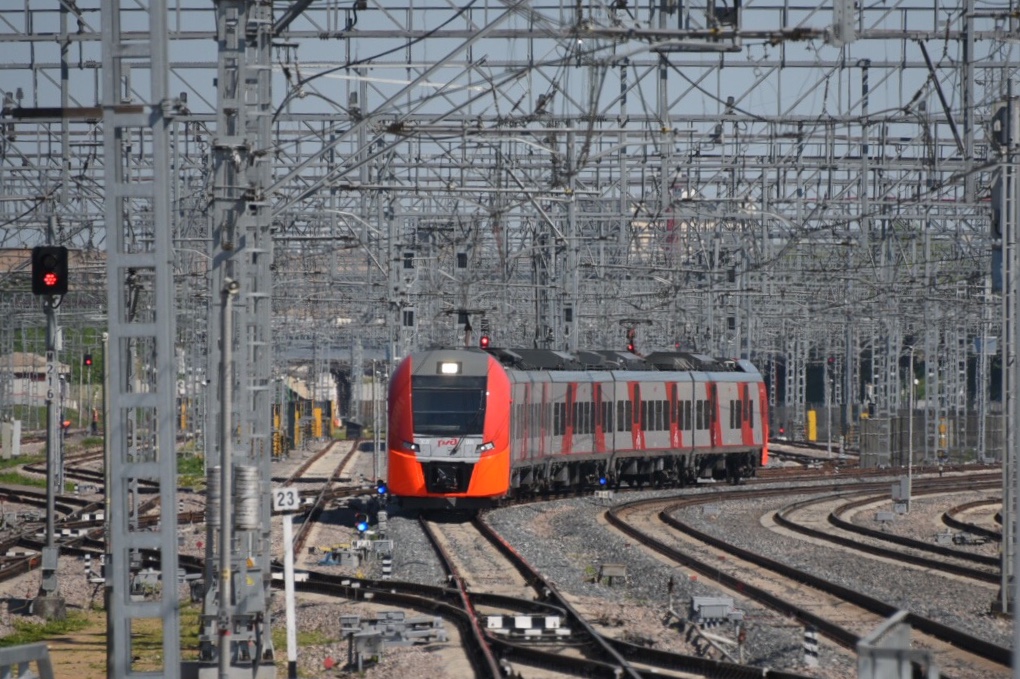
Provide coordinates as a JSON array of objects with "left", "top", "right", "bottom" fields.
[
  {"left": 627, "top": 343, "right": 635, "bottom": 352},
  {"left": 479, "top": 335, "right": 490, "bottom": 349},
  {"left": 31, "top": 246, "right": 69, "bottom": 295}
]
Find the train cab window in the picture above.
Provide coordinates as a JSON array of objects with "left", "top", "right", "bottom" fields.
[{"left": 411, "top": 375, "right": 487, "bottom": 435}]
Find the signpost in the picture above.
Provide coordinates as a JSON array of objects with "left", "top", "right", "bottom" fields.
[{"left": 273, "top": 487, "right": 301, "bottom": 679}]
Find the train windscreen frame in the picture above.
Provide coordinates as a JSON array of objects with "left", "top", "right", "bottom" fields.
[{"left": 411, "top": 375, "right": 487, "bottom": 435}]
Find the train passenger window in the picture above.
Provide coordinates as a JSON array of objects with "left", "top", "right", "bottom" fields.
[
  {"left": 617, "top": 401, "right": 625, "bottom": 432},
  {"left": 695, "top": 400, "right": 703, "bottom": 429},
  {"left": 735, "top": 399, "right": 742, "bottom": 428},
  {"left": 654, "top": 400, "right": 663, "bottom": 431},
  {"left": 624, "top": 401, "right": 633, "bottom": 432},
  {"left": 606, "top": 403, "right": 614, "bottom": 432},
  {"left": 748, "top": 400, "right": 754, "bottom": 428}
]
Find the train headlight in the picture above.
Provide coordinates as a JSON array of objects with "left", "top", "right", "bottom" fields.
[
  {"left": 402, "top": 441, "right": 420, "bottom": 452},
  {"left": 476, "top": 441, "right": 494, "bottom": 454},
  {"left": 439, "top": 362, "right": 460, "bottom": 374}
]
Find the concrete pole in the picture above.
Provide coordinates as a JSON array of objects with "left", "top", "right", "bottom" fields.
[{"left": 218, "top": 279, "right": 239, "bottom": 679}]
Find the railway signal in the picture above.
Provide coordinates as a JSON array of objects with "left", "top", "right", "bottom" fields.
[
  {"left": 479, "top": 335, "right": 490, "bottom": 349},
  {"left": 376, "top": 480, "right": 387, "bottom": 495},
  {"left": 31, "top": 245, "right": 69, "bottom": 296},
  {"left": 354, "top": 512, "right": 369, "bottom": 533},
  {"left": 83, "top": 353, "right": 93, "bottom": 368}
]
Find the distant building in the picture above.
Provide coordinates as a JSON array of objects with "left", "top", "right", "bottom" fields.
[{"left": 0, "top": 352, "right": 72, "bottom": 408}]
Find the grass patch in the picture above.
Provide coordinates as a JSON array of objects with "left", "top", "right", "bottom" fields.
[
  {"left": 177, "top": 454, "right": 206, "bottom": 489},
  {"left": 0, "top": 612, "right": 90, "bottom": 647},
  {"left": 179, "top": 603, "right": 203, "bottom": 659},
  {"left": 0, "top": 470, "right": 47, "bottom": 488},
  {"left": 0, "top": 454, "right": 45, "bottom": 471},
  {"left": 272, "top": 624, "right": 335, "bottom": 652}
]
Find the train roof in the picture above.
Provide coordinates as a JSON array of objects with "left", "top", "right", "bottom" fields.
[{"left": 483, "top": 347, "right": 756, "bottom": 374}]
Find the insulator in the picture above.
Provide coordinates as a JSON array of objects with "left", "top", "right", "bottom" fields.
[
  {"left": 206, "top": 465, "right": 221, "bottom": 528},
  {"left": 233, "top": 464, "right": 260, "bottom": 531}
]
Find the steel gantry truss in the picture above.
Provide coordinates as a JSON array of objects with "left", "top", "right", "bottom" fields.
[{"left": 0, "top": 0, "right": 1019, "bottom": 671}]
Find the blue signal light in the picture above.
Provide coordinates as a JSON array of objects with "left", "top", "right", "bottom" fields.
[
  {"left": 598, "top": 476, "right": 607, "bottom": 486},
  {"left": 356, "top": 520, "right": 369, "bottom": 533},
  {"left": 377, "top": 482, "right": 387, "bottom": 495}
]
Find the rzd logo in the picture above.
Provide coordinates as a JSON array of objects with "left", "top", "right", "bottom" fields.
[{"left": 437, "top": 439, "right": 458, "bottom": 446}]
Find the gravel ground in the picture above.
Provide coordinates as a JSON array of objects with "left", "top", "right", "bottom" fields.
[
  {"left": 0, "top": 458, "right": 1009, "bottom": 679},
  {"left": 848, "top": 489, "right": 1000, "bottom": 558},
  {"left": 484, "top": 492, "right": 856, "bottom": 678},
  {"left": 672, "top": 480, "right": 1013, "bottom": 659}
]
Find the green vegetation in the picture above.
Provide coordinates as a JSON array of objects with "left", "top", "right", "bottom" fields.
[
  {"left": 0, "top": 470, "right": 47, "bottom": 488},
  {"left": 13, "top": 325, "right": 106, "bottom": 386},
  {"left": 0, "top": 612, "right": 90, "bottom": 647},
  {"left": 177, "top": 453, "right": 205, "bottom": 489},
  {"left": 179, "top": 603, "right": 203, "bottom": 660},
  {"left": 271, "top": 624, "right": 335, "bottom": 652},
  {"left": 0, "top": 453, "right": 44, "bottom": 470}
]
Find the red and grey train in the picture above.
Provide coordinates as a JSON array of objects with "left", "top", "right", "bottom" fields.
[{"left": 387, "top": 347, "right": 768, "bottom": 507}]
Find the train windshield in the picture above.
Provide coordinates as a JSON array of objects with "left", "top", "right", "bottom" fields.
[{"left": 411, "top": 375, "right": 487, "bottom": 435}]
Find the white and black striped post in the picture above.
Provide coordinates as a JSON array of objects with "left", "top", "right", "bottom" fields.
[
  {"left": 803, "top": 627, "right": 819, "bottom": 667},
  {"left": 381, "top": 555, "right": 393, "bottom": 580},
  {"left": 84, "top": 553, "right": 92, "bottom": 578}
]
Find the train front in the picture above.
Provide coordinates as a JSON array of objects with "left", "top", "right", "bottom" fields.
[{"left": 387, "top": 349, "right": 511, "bottom": 508}]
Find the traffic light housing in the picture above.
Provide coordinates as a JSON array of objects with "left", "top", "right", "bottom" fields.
[
  {"left": 479, "top": 335, "right": 490, "bottom": 349},
  {"left": 83, "top": 354, "right": 93, "bottom": 368},
  {"left": 31, "top": 246, "right": 69, "bottom": 296},
  {"left": 354, "top": 512, "right": 369, "bottom": 533}
]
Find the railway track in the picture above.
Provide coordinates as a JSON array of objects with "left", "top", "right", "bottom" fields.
[
  {"left": 605, "top": 480, "right": 1011, "bottom": 678},
  {"left": 790, "top": 485, "right": 1002, "bottom": 583},
  {"left": 942, "top": 498, "right": 1002, "bottom": 542}
]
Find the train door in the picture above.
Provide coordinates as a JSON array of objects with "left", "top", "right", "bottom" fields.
[
  {"left": 572, "top": 380, "right": 593, "bottom": 455},
  {"left": 674, "top": 376, "right": 695, "bottom": 452},
  {"left": 510, "top": 377, "right": 526, "bottom": 462},
  {"left": 640, "top": 380, "right": 668, "bottom": 451},
  {"left": 715, "top": 380, "right": 741, "bottom": 448}
]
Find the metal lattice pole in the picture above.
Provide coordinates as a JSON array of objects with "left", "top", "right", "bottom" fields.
[{"left": 101, "top": 0, "right": 180, "bottom": 674}]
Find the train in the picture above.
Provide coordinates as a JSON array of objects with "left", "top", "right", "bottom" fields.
[{"left": 387, "top": 346, "right": 768, "bottom": 508}]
